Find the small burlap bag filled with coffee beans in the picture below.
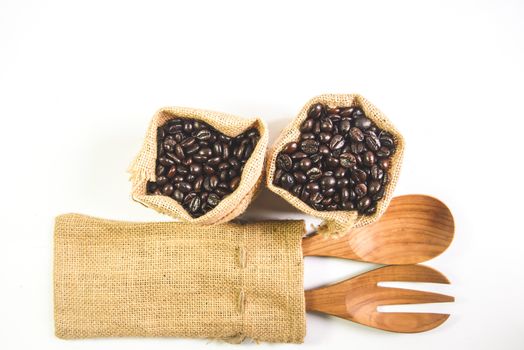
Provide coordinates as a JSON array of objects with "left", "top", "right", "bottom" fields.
[
  {"left": 129, "top": 107, "right": 268, "bottom": 224},
  {"left": 266, "top": 94, "right": 404, "bottom": 237},
  {"left": 54, "top": 214, "right": 306, "bottom": 343}
]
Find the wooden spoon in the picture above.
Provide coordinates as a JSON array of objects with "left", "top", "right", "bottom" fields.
[
  {"left": 305, "top": 264, "right": 454, "bottom": 333},
  {"left": 302, "top": 195, "right": 454, "bottom": 264}
]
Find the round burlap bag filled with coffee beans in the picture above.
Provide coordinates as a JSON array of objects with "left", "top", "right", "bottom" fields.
[
  {"left": 266, "top": 94, "right": 404, "bottom": 237},
  {"left": 129, "top": 106, "right": 268, "bottom": 224}
]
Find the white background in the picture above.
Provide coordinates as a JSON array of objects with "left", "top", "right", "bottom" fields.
[{"left": 1, "top": 0, "right": 523, "bottom": 349}]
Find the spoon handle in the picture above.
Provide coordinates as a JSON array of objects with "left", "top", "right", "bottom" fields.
[{"left": 302, "top": 233, "right": 360, "bottom": 260}]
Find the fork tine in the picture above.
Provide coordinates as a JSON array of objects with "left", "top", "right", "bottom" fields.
[
  {"left": 370, "top": 312, "right": 451, "bottom": 333},
  {"left": 373, "top": 286, "right": 455, "bottom": 306},
  {"left": 367, "top": 265, "right": 451, "bottom": 284}
]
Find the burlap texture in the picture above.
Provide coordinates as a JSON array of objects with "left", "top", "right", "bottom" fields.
[
  {"left": 128, "top": 107, "right": 269, "bottom": 225},
  {"left": 53, "top": 214, "right": 306, "bottom": 344},
  {"left": 266, "top": 94, "right": 404, "bottom": 237}
]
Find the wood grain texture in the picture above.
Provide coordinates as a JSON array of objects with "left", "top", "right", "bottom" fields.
[
  {"left": 302, "top": 195, "right": 455, "bottom": 264},
  {"left": 305, "top": 265, "right": 454, "bottom": 333}
]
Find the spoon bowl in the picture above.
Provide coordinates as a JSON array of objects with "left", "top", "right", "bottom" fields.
[{"left": 302, "top": 195, "right": 455, "bottom": 264}]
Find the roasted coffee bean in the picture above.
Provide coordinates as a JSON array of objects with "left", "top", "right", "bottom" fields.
[
  {"left": 156, "top": 176, "right": 168, "bottom": 186},
  {"left": 173, "top": 189, "right": 184, "bottom": 202},
  {"left": 363, "top": 151, "right": 376, "bottom": 166},
  {"left": 299, "top": 158, "right": 312, "bottom": 171},
  {"left": 300, "top": 139, "right": 319, "bottom": 154},
  {"left": 354, "top": 116, "right": 371, "bottom": 130},
  {"left": 365, "top": 133, "right": 381, "bottom": 151},
  {"left": 207, "top": 193, "right": 220, "bottom": 207},
  {"left": 166, "top": 165, "right": 177, "bottom": 178},
  {"left": 215, "top": 188, "right": 228, "bottom": 197},
  {"left": 340, "top": 119, "right": 351, "bottom": 134},
  {"left": 368, "top": 180, "right": 381, "bottom": 194},
  {"left": 185, "top": 143, "right": 200, "bottom": 155},
  {"left": 276, "top": 154, "right": 293, "bottom": 171},
  {"left": 309, "top": 192, "right": 324, "bottom": 204},
  {"left": 177, "top": 182, "right": 192, "bottom": 193},
  {"left": 281, "top": 173, "right": 295, "bottom": 189},
  {"left": 319, "top": 132, "right": 332, "bottom": 143},
  {"left": 291, "top": 184, "right": 303, "bottom": 197},
  {"left": 378, "top": 158, "right": 390, "bottom": 170},
  {"left": 355, "top": 183, "right": 367, "bottom": 198},
  {"left": 370, "top": 165, "right": 384, "bottom": 180},
  {"left": 196, "top": 129, "right": 212, "bottom": 141},
  {"left": 180, "top": 136, "right": 196, "bottom": 148},
  {"left": 188, "top": 196, "right": 201, "bottom": 213},
  {"left": 282, "top": 142, "right": 298, "bottom": 154},
  {"left": 306, "top": 182, "right": 320, "bottom": 193},
  {"left": 376, "top": 146, "right": 391, "bottom": 158},
  {"left": 291, "top": 151, "right": 308, "bottom": 160},
  {"left": 189, "top": 163, "right": 202, "bottom": 175},
  {"left": 194, "top": 176, "right": 204, "bottom": 192},
  {"left": 350, "top": 142, "right": 365, "bottom": 154},
  {"left": 320, "top": 176, "right": 336, "bottom": 191},
  {"left": 147, "top": 181, "right": 157, "bottom": 193},
  {"left": 329, "top": 135, "right": 345, "bottom": 150},
  {"left": 203, "top": 164, "right": 215, "bottom": 175},
  {"left": 306, "top": 167, "right": 322, "bottom": 181},
  {"left": 300, "top": 119, "right": 314, "bottom": 132},
  {"left": 207, "top": 156, "right": 221, "bottom": 166},
  {"left": 293, "top": 171, "right": 307, "bottom": 184},
  {"left": 230, "top": 177, "right": 241, "bottom": 191},
  {"left": 334, "top": 167, "right": 346, "bottom": 178},
  {"left": 158, "top": 156, "right": 175, "bottom": 167},
  {"left": 357, "top": 196, "right": 371, "bottom": 211},
  {"left": 308, "top": 103, "right": 324, "bottom": 119},
  {"left": 339, "top": 152, "right": 357, "bottom": 168},
  {"left": 272, "top": 103, "right": 396, "bottom": 215},
  {"left": 192, "top": 155, "right": 207, "bottom": 163},
  {"left": 198, "top": 147, "right": 213, "bottom": 157},
  {"left": 320, "top": 118, "right": 333, "bottom": 132}
]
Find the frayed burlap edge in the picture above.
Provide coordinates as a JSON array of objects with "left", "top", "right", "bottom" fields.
[
  {"left": 266, "top": 94, "right": 405, "bottom": 237},
  {"left": 128, "top": 107, "right": 269, "bottom": 225}
]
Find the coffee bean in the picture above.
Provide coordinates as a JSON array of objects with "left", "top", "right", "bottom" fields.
[
  {"left": 299, "top": 158, "right": 312, "bottom": 171},
  {"left": 173, "top": 189, "right": 184, "bottom": 202},
  {"left": 301, "top": 139, "right": 319, "bottom": 154},
  {"left": 363, "top": 151, "right": 376, "bottom": 166},
  {"left": 188, "top": 196, "right": 201, "bottom": 213},
  {"left": 308, "top": 103, "right": 324, "bottom": 119},
  {"left": 207, "top": 193, "right": 220, "bottom": 207},
  {"left": 293, "top": 171, "right": 307, "bottom": 184},
  {"left": 355, "top": 183, "right": 367, "bottom": 198},
  {"left": 354, "top": 117, "right": 371, "bottom": 130},
  {"left": 230, "top": 177, "right": 241, "bottom": 191},
  {"left": 196, "top": 129, "right": 212, "bottom": 141},
  {"left": 365, "top": 133, "right": 381, "bottom": 151},
  {"left": 357, "top": 196, "right": 371, "bottom": 211},
  {"left": 378, "top": 158, "right": 390, "bottom": 170},
  {"left": 301, "top": 119, "right": 314, "bottom": 132},
  {"left": 291, "top": 151, "right": 307, "bottom": 160},
  {"left": 320, "top": 118, "right": 333, "bottom": 132},
  {"left": 319, "top": 132, "right": 332, "bottom": 143},
  {"left": 282, "top": 142, "right": 298, "bottom": 154},
  {"left": 349, "top": 127, "right": 364, "bottom": 142},
  {"left": 309, "top": 192, "right": 324, "bottom": 204},
  {"left": 281, "top": 173, "right": 295, "bottom": 189},
  {"left": 185, "top": 143, "right": 200, "bottom": 155},
  {"left": 371, "top": 165, "right": 384, "bottom": 180},
  {"left": 334, "top": 167, "right": 346, "bottom": 178},
  {"left": 276, "top": 154, "right": 293, "bottom": 171},
  {"left": 306, "top": 182, "right": 320, "bottom": 193},
  {"left": 306, "top": 167, "right": 322, "bottom": 181},
  {"left": 329, "top": 135, "right": 345, "bottom": 150},
  {"left": 177, "top": 182, "right": 192, "bottom": 193},
  {"left": 376, "top": 146, "right": 391, "bottom": 158},
  {"left": 368, "top": 180, "right": 381, "bottom": 194},
  {"left": 339, "top": 152, "right": 357, "bottom": 168},
  {"left": 166, "top": 165, "right": 177, "bottom": 178},
  {"left": 340, "top": 119, "right": 351, "bottom": 134},
  {"left": 320, "top": 176, "right": 336, "bottom": 191}
]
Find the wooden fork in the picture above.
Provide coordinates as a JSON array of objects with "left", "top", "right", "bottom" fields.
[{"left": 305, "top": 265, "right": 454, "bottom": 333}]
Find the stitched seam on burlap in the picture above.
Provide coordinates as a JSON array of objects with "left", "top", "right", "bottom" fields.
[
  {"left": 238, "top": 233, "right": 247, "bottom": 339},
  {"left": 284, "top": 226, "right": 292, "bottom": 342}
]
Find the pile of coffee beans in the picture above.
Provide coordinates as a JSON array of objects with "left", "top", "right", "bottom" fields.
[
  {"left": 146, "top": 118, "right": 260, "bottom": 218},
  {"left": 273, "top": 103, "right": 396, "bottom": 215}
]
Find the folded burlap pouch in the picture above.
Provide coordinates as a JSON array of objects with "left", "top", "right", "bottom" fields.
[
  {"left": 128, "top": 107, "right": 268, "bottom": 225},
  {"left": 266, "top": 94, "right": 404, "bottom": 237},
  {"left": 54, "top": 214, "right": 306, "bottom": 343}
]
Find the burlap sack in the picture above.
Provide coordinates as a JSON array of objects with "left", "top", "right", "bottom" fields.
[
  {"left": 266, "top": 94, "right": 404, "bottom": 237},
  {"left": 129, "top": 107, "right": 268, "bottom": 224},
  {"left": 54, "top": 214, "right": 306, "bottom": 344}
]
